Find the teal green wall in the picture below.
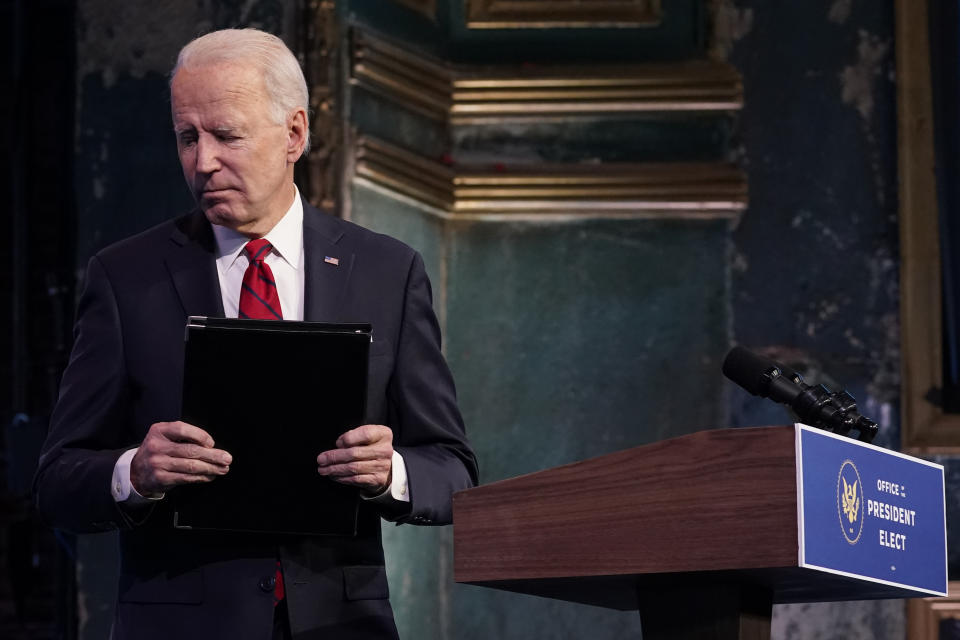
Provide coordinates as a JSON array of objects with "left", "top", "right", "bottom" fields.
[
  {"left": 353, "top": 182, "right": 732, "bottom": 638},
  {"left": 445, "top": 217, "right": 731, "bottom": 477},
  {"left": 346, "top": 0, "right": 737, "bottom": 633}
]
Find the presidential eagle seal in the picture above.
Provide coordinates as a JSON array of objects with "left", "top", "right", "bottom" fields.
[{"left": 837, "top": 459, "right": 863, "bottom": 545}]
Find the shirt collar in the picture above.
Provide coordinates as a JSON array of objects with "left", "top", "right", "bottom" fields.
[{"left": 212, "top": 186, "right": 304, "bottom": 271}]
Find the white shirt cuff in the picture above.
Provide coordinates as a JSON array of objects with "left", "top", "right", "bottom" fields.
[
  {"left": 111, "top": 448, "right": 164, "bottom": 504},
  {"left": 389, "top": 449, "right": 410, "bottom": 502},
  {"left": 362, "top": 450, "right": 410, "bottom": 503}
]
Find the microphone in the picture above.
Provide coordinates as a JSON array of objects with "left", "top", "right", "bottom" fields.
[{"left": 722, "top": 346, "right": 878, "bottom": 443}]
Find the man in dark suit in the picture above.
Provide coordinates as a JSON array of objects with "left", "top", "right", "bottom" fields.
[{"left": 33, "top": 28, "right": 477, "bottom": 639}]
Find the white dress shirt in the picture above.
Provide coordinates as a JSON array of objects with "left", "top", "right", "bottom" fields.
[
  {"left": 211, "top": 188, "right": 305, "bottom": 322},
  {"left": 112, "top": 187, "right": 408, "bottom": 505}
]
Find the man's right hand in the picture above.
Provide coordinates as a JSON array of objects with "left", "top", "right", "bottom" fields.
[{"left": 130, "top": 421, "right": 232, "bottom": 497}]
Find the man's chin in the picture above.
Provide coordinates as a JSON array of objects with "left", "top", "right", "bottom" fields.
[{"left": 201, "top": 205, "right": 242, "bottom": 229}]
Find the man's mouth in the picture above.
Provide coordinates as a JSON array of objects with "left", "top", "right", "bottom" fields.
[{"left": 199, "top": 188, "right": 234, "bottom": 198}]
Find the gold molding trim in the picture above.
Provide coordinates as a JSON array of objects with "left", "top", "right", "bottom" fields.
[
  {"left": 350, "top": 30, "right": 743, "bottom": 124},
  {"left": 353, "top": 136, "right": 746, "bottom": 220},
  {"left": 907, "top": 582, "right": 960, "bottom": 639},
  {"left": 352, "top": 31, "right": 453, "bottom": 121},
  {"left": 355, "top": 137, "right": 456, "bottom": 211},
  {"left": 465, "top": 0, "right": 662, "bottom": 29},
  {"left": 895, "top": 0, "right": 960, "bottom": 452}
]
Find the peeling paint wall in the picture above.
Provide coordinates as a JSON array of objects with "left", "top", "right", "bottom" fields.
[
  {"left": 716, "top": 2, "right": 903, "bottom": 638},
  {"left": 710, "top": 0, "right": 754, "bottom": 60},
  {"left": 840, "top": 30, "right": 892, "bottom": 125},
  {"left": 719, "top": 0, "right": 898, "bottom": 431}
]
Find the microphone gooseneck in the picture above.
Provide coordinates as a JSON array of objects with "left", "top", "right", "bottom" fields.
[{"left": 722, "top": 346, "right": 878, "bottom": 443}]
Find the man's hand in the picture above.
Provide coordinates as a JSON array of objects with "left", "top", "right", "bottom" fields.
[
  {"left": 317, "top": 424, "right": 394, "bottom": 495},
  {"left": 130, "top": 421, "right": 232, "bottom": 497}
]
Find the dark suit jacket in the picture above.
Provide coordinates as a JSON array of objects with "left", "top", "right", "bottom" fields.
[{"left": 34, "top": 201, "right": 478, "bottom": 639}]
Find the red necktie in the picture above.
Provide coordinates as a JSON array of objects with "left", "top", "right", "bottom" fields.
[
  {"left": 238, "top": 239, "right": 283, "bottom": 321},
  {"left": 237, "top": 239, "right": 285, "bottom": 604}
]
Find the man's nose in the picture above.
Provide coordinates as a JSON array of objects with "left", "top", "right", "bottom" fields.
[{"left": 195, "top": 137, "right": 221, "bottom": 174}]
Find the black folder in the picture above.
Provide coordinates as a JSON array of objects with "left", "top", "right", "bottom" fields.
[{"left": 171, "top": 316, "right": 371, "bottom": 536}]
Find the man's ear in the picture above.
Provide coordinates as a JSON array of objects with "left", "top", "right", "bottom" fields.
[{"left": 286, "top": 107, "right": 309, "bottom": 162}]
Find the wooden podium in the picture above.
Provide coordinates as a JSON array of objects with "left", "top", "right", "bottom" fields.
[{"left": 452, "top": 426, "right": 934, "bottom": 640}]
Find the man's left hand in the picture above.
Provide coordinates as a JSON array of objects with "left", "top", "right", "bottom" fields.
[{"left": 317, "top": 424, "right": 393, "bottom": 495}]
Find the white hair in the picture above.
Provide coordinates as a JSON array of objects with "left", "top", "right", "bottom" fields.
[{"left": 172, "top": 28, "right": 311, "bottom": 154}]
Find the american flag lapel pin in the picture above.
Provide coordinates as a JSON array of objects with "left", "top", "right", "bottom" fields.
[{"left": 324, "top": 256, "right": 340, "bottom": 266}]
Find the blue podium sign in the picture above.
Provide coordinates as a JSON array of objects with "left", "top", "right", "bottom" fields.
[{"left": 796, "top": 424, "right": 947, "bottom": 596}]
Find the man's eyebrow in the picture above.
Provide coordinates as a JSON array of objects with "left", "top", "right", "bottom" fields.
[
  {"left": 172, "top": 124, "right": 244, "bottom": 137},
  {"left": 211, "top": 124, "right": 243, "bottom": 135}
]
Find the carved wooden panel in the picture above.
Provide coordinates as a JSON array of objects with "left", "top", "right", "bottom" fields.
[
  {"left": 907, "top": 583, "right": 960, "bottom": 639},
  {"left": 301, "top": 0, "right": 340, "bottom": 212},
  {"left": 895, "top": 0, "right": 960, "bottom": 451}
]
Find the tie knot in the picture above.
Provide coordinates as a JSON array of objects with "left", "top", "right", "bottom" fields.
[{"left": 244, "top": 239, "right": 273, "bottom": 264}]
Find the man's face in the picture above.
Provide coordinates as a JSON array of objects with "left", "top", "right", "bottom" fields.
[{"left": 171, "top": 62, "right": 302, "bottom": 236}]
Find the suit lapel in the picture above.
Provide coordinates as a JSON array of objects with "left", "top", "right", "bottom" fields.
[
  {"left": 302, "top": 202, "right": 355, "bottom": 322},
  {"left": 165, "top": 211, "right": 224, "bottom": 318},
  {"left": 162, "top": 201, "right": 352, "bottom": 321}
]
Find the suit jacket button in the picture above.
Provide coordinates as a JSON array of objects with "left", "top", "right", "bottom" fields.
[{"left": 259, "top": 576, "right": 276, "bottom": 593}]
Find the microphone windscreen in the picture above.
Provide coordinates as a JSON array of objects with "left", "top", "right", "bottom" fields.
[{"left": 722, "top": 346, "right": 778, "bottom": 396}]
